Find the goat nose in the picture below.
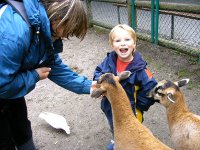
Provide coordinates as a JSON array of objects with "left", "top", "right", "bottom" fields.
[{"left": 155, "top": 100, "right": 160, "bottom": 103}]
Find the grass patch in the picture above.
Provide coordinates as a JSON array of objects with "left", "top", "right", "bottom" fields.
[
  {"left": 176, "top": 68, "right": 199, "bottom": 89},
  {"left": 188, "top": 57, "right": 199, "bottom": 65},
  {"left": 144, "top": 56, "right": 153, "bottom": 64},
  {"left": 187, "top": 80, "right": 200, "bottom": 90},
  {"left": 176, "top": 68, "right": 191, "bottom": 78}
]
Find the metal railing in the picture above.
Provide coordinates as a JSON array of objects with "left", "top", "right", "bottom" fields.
[{"left": 85, "top": 0, "right": 200, "bottom": 63}]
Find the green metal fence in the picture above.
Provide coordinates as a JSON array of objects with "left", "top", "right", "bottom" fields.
[{"left": 85, "top": 0, "right": 200, "bottom": 63}]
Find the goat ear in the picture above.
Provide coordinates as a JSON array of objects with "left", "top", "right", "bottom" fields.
[
  {"left": 167, "top": 92, "right": 175, "bottom": 103},
  {"left": 118, "top": 71, "right": 131, "bottom": 81},
  {"left": 91, "top": 88, "right": 106, "bottom": 98},
  {"left": 174, "top": 79, "right": 190, "bottom": 87}
]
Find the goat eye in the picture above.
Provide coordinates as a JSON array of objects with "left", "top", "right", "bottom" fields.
[
  {"left": 157, "top": 92, "right": 164, "bottom": 97},
  {"left": 155, "top": 86, "right": 162, "bottom": 92}
]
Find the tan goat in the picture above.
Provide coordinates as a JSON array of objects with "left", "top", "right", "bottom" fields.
[
  {"left": 91, "top": 71, "right": 172, "bottom": 150},
  {"left": 148, "top": 79, "right": 200, "bottom": 150}
]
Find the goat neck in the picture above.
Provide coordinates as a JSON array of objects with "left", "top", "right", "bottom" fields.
[
  {"left": 106, "top": 82, "right": 135, "bottom": 125},
  {"left": 167, "top": 91, "right": 189, "bottom": 128},
  {"left": 105, "top": 80, "right": 172, "bottom": 150}
]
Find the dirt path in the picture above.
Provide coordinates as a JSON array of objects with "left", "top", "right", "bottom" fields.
[{"left": 26, "top": 28, "right": 200, "bottom": 150}]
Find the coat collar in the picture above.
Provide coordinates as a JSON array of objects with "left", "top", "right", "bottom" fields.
[
  {"left": 107, "top": 51, "right": 147, "bottom": 84},
  {"left": 107, "top": 51, "right": 147, "bottom": 73}
]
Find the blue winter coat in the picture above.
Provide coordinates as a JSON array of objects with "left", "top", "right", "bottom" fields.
[
  {"left": 0, "top": 0, "right": 91, "bottom": 99},
  {"left": 93, "top": 51, "right": 157, "bottom": 130}
]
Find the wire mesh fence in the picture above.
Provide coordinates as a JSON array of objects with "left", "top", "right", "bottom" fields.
[
  {"left": 85, "top": 0, "right": 200, "bottom": 62},
  {"left": 136, "top": 8, "right": 200, "bottom": 48},
  {"left": 159, "top": 11, "right": 200, "bottom": 48},
  {"left": 90, "top": 1, "right": 129, "bottom": 27},
  {"left": 136, "top": 0, "right": 200, "bottom": 5}
]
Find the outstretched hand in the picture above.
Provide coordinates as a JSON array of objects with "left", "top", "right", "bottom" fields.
[
  {"left": 90, "top": 81, "right": 104, "bottom": 99},
  {"left": 35, "top": 67, "right": 51, "bottom": 80},
  {"left": 90, "top": 81, "right": 97, "bottom": 94}
]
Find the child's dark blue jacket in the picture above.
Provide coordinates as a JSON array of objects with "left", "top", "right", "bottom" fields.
[{"left": 93, "top": 51, "right": 157, "bottom": 130}]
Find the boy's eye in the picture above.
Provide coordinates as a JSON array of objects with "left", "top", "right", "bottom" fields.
[
  {"left": 115, "top": 39, "right": 121, "bottom": 42},
  {"left": 125, "top": 38, "right": 130, "bottom": 41}
]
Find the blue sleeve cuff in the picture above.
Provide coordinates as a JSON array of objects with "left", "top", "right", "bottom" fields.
[
  {"left": 32, "top": 70, "right": 40, "bottom": 82},
  {"left": 82, "top": 80, "right": 92, "bottom": 94}
]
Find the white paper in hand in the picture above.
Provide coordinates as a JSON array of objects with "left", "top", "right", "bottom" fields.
[{"left": 39, "top": 112, "right": 70, "bottom": 134}]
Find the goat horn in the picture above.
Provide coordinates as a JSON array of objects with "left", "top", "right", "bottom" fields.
[{"left": 167, "top": 94, "right": 175, "bottom": 103}]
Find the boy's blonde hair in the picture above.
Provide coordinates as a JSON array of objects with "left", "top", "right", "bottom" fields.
[
  {"left": 41, "top": 0, "right": 87, "bottom": 40},
  {"left": 109, "top": 24, "right": 137, "bottom": 46}
]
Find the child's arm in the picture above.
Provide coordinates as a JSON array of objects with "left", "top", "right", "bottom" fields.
[
  {"left": 93, "top": 66, "right": 104, "bottom": 81},
  {"left": 93, "top": 56, "right": 111, "bottom": 81},
  {"left": 135, "top": 69, "right": 157, "bottom": 111}
]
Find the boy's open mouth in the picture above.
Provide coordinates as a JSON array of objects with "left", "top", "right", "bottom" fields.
[{"left": 120, "top": 48, "right": 128, "bottom": 53}]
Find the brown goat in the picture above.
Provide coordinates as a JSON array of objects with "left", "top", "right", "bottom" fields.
[
  {"left": 148, "top": 79, "right": 200, "bottom": 150},
  {"left": 91, "top": 71, "right": 172, "bottom": 150}
]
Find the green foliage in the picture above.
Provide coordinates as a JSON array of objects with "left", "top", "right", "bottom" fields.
[
  {"left": 176, "top": 68, "right": 190, "bottom": 78},
  {"left": 176, "top": 68, "right": 199, "bottom": 89}
]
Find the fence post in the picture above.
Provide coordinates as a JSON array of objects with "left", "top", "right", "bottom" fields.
[
  {"left": 151, "top": 0, "right": 155, "bottom": 43},
  {"left": 155, "top": 0, "right": 160, "bottom": 44},
  {"left": 131, "top": 0, "right": 136, "bottom": 30},
  {"left": 117, "top": 5, "right": 121, "bottom": 24},
  {"left": 171, "top": 15, "right": 174, "bottom": 39},
  {"left": 85, "top": 0, "right": 93, "bottom": 27}
]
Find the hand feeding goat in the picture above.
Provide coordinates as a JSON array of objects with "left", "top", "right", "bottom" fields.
[
  {"left": 91, "top": 71, "right": 172, "bottom": 150},
  {"left": 148, "top": 79, "right": 200, "bottom": 150}
]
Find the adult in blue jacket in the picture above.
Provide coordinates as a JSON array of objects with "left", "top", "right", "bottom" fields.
[{"left": 0, "top": 0, "right": 93, "bottom": 149}]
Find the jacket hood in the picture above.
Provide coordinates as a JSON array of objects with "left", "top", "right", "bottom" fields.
[
  {"left": 128, "top": 51, "right": 147, "bottom": 71},
  {"left": 23, "top": 0, "right": 40, "bottom": 27},
  {"left": 23, "top": 0, "right": 53, "bottom": 53}
]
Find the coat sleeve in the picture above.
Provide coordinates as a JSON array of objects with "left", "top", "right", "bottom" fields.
[
  {"left": 0, "top": 37, "right": 39, "bottom": 99},
  {"left": 93, "top": 56, "right": 110, "bottom": 81},
  {"left": 135, "top": 69, "right": 157, "bottom": 111},
  {"left": 93, "top": 65, "right": 104, "bottom": 81},
  {"left": 48, "top": 54, "right": 92, "bottom": 94}
]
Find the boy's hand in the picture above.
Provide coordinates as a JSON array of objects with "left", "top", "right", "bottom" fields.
[{"left": 35, "top": 67, "right": 51, "bottom": 80}]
